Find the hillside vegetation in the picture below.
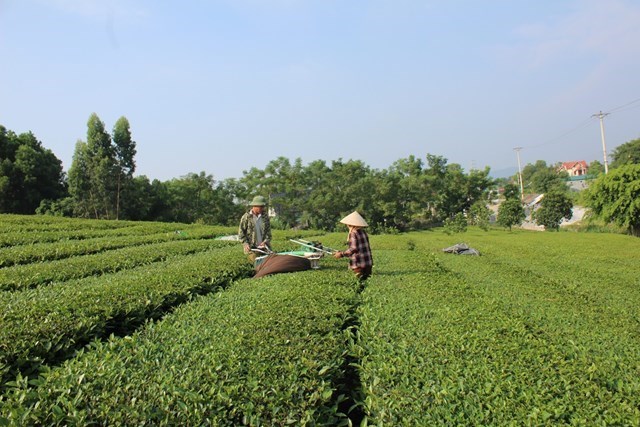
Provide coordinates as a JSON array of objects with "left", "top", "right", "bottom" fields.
[{"left": 1, "top": 215, "right": 639, "bottom": 425}]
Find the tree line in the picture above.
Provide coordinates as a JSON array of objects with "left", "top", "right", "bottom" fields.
[{"left": 2, "top": 114, "right": 639, "bottom": 234}]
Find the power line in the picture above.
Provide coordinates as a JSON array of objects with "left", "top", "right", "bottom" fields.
[
  {"left": 509, "top": 96, "right": 638, "bottom": 178},
  {"left": 589, "top": 96, "right": 640, "bottom": 174},
  {"left": 606, "top": 97, "right": 640, "bottom": 113},
  {"left": 514, "top": 96, "right": 639, "bottom": 153},
  {"left": 520, "top": 96, "right": 640, "bottom": 150},
  {"left": 524, "top": 117, "right": 594, "bottom": 149},
  {"left": 606, "top": 102, "right": 640, "bottom": 115}
]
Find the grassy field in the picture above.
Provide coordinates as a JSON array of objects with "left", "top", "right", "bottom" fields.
[{"left": 1, "top": 215, "right": 639, "bottom": 425}]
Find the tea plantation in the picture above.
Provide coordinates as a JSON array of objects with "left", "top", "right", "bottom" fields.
[{"left": 0, "top": 214, "right": 639, "bottom": 425}]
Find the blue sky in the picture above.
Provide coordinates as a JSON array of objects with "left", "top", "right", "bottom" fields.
[{"left": 1, "top": 0, "right": 639, "bottom": 181}]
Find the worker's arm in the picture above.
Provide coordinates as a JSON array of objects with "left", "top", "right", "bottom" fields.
[
  {"left": 334, "top": 231, "right": 357, "bottom": 258},
  {"left": 238, "top": 214, "right": 251, "bottom": 253}
]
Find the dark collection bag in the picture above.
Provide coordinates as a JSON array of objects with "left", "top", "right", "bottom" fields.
[{"left": 253, "top": 254, "right": 311, "bottom": 278}]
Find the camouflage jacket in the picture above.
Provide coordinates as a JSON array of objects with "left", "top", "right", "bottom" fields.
[{"left": 238, "top": 211, "right": 272, "bottom": 247}]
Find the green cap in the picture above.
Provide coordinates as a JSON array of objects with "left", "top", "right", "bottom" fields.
[{"left": 249, "top": 195, "right": 267, "bottom": 206}]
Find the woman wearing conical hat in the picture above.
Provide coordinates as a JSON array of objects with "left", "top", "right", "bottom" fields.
[{"left": 333, "top": 211, "right": 373, "bottom": 280}]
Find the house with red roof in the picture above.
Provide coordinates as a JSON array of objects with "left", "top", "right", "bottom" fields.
[{"left": 559, "top": 160, "right": 588, "bottom": 177}]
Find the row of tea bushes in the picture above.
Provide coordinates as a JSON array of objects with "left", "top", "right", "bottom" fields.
[
  {"left": 1, "top": 270, "right": 359, "bottom": 425},
  {"left": 0, "top": 239, "right": 236, "bottom": 291},
  {"left": 0, "top": 214, "right": 142, "bottom": 232},
  {"left": 355, "top": 236, "right": 640, "bottom": 425},
  {"left": 0, "top": 216, "right": 235, "bottom": 247},
  {"left": 0, "top": 246, "right": 253, "bottom": 390},
  {"left": 0, "top": 227, "right": 144, "bottom": 248},
  {"left": 0, "top": 228, "right": 226, "bottom": 268}
]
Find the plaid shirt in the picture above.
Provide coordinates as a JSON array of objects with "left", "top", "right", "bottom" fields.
[{"left": 343, "top": 228, "right": 373, "bottom": 270}]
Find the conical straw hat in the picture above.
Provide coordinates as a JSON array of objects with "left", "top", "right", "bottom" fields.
[{"left": 339, "top": 211, "right": 368, "bottom": 227}]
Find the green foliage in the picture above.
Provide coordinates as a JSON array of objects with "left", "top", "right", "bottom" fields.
[
  {"left": 588, "top": 160, "right": 605, "bottom": 177},
  {"left": 443, "top": 212, "right": 467, "bottom": 234},
  {"left": 1, "top": 217, "right": 640, "bottom": 425},
  {"left": 0, "top": 230, "right": 231, "bottom": 290},
  {"left": 564, "top": 219, "right": 627, "bottom": 235},
  {"left": 356, "top": 231, "right": 640, "bottom": 425},
  {"left": 584, "top": 164, "right": 640, "bottom": 236},
  {"left": 0, "top": 245, "right": 251, "bottom": 389},
  {"left": 67, "top": 114, "right": 115, "bottom": 219},
  {"left": 4, "top": 114, "right": 500, "bottom": 229},
  {"left": 1, "top": 268, "right": 355, "bottom": 425},
  {"left": 497, "top": 199, "right": 525, "bottom": 230},
  {"left": 0, "top": 214, "right": 230, "bottom": 245},
  {"left": 35, "top": 196, "right": 75, "bottom": 216},
  {"left": 229, "top": 154, "right": 494, "bottom": 232},
  {"left": 268, "top": 215, "right": 289, "bottom": 230},
  {"left": 112, "top": 116, "right": 137, "bottom": 220},
  {"left": 468, "top": 200, "right": 491, "bottom": 231},
  {"left": 533, "top": 191, "right": 573, "bottom": 231},
  {"left": 0, "top": 125, "right": 66, "bottom": 214},
  {"left": 502, "top": 182, "right": 520, "bottom": 200},
  {"left": 0, "top": 230, "right": 167, "bottom": 268},
  {"left": 521, "top": 160, "right": 569, "bottom": 194},
  {"left": 610, "top": 137, "right": 640, "bottom": 169}
]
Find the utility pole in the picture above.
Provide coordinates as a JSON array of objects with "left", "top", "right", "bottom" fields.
[
  {"left": 592, "top": 111, "right": 610, "bottom": 174},
  {"left": 513, "top": 147, "right": 524, "bottom": 202}
]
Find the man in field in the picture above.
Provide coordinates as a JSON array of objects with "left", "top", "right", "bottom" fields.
[{"left": 238, "top": 195, "right": 272, "bottom": 263}]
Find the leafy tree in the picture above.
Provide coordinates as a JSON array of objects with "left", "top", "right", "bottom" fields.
[
  {"left": 68, "top": 114, "right": 117, "bottom": 219},
  {"left": 610, "top": 138, "right": 640, "bottom": 169},
  {"left": 0, "top": 126, "right": 66, "bottom": 214},
  {"left": 324, "top": 159, "right": 374, "bottom": 230},
  {"left": 262, "top": 157, "right": 306, "bottom": 227},
  {"left": 533, "top": 167, "right": 568, "bottom": 193},
  {"left": 301, "top": 159, "right": 343, "bottom": 230},
  {"left": 112, "top": 117, "right": 137, "bottom": 220},
  {"left": 502, "top": 182, "right": 520, "bottom": 200},
  {"left": 426, "top": 160, "right": 493, "bottom": 222},
  {"left": 588, "top": 160, "right": 605, "bottom": 177},
  {"left": 227, "top": 153, "right": 494, "bottom": 232},
  {"left": 533, "top": 191, "right": 573, "bottom": 231},
  {"left": 233, "top": 157, "right": 307, "bottom": 228},
  {"left": 521, "top": 160, "right": 547, "bottom": 186},
  {"left": 584, "top": 164, "right": 640, "bottom": 236},
  {"left": 211, "top": 179, "right": 243, "bottom": 226},
  {"left": 119, "top": 175, "right": 155, "bottom": 221},
  {"left": 67, "top": 114, "right": 139, "bottom": 220},
  {"left": 152, "top": 172, "right": 238, "bottom": 225},
  {"left": 164, "top": 172, "right": 215, "bottom": 224},
  {"left": 443, "top": 212, "right": 467, "bottom": 234},
  {"left": 145, "top": 178, "right": 173, "bottom": 222},
  {"left": 370, "top": 168, "right": 404, "bottom": 230},
  {"left": 468, "top": 200, "right": 491, "bottom": 231},
  {"left": 521, "top": 160, "right": 568, "bottom": 194},
  {"left": 36, "top": 197, "right": 74, "bottom": 216},
  {"left": 385, "top": 155, "right": 430, "bottom": 230},
  {"left": 86, "top": 113, "right": 116, "bottom": 218},
  {"left": 423, "top": 154, "right": 448, "bottom": 221},
  {"left": 297, "top": 159, "right": 374, "bottom": 230},
  {"left": 497, "top": 199, "right": 525, "bottom": 231},
  {"left": 439, "top": 163, "right": 467, "bottom": 219},
  {"left": 463, "top": 167, "right": 493, "bottom": 210},
  {"left": 67, "top": 140, "right": 92, "bottom": 217}
]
